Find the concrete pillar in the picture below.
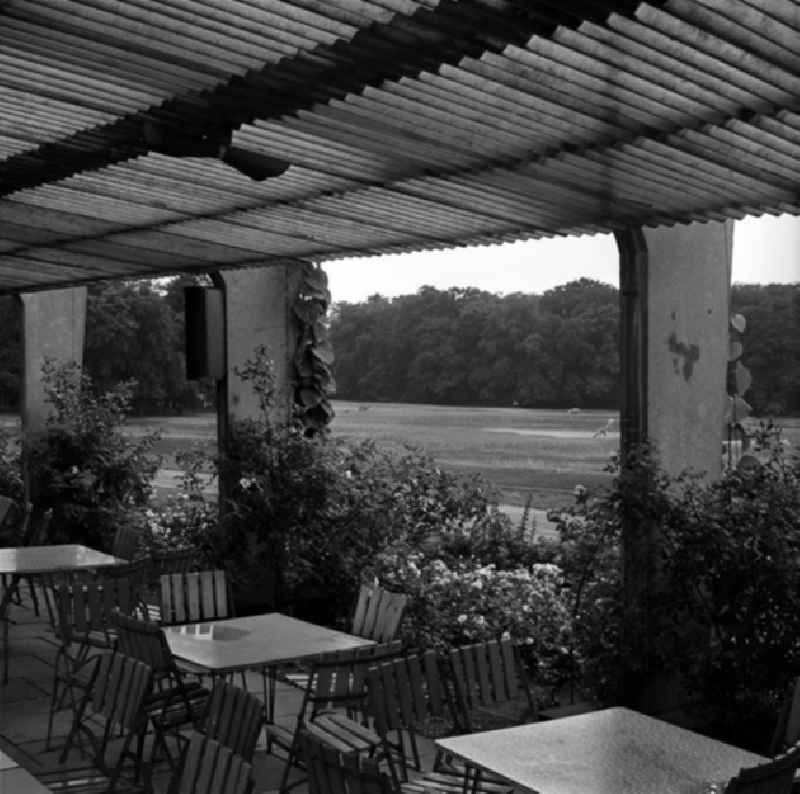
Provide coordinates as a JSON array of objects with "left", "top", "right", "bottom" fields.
[
  {"left": 643, "top": 220, "right": 733, "bottom": 478},
  {"left": 615, "top": 220, "right": 733, "bottom": 714},
  {"left": 21, "top": 287, "right": 87, "bottom": 433},
  {"left": 216, "top": 264, "right": 303, "bottom": 428}
]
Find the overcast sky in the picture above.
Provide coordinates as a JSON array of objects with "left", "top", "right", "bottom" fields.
[{"left": 324, "top": 213, "right": 799, "bottom": 304}]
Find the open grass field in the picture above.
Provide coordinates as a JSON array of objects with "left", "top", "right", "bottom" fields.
[{"left": 3, "top": 404, "right": 799, "bottom": 510}]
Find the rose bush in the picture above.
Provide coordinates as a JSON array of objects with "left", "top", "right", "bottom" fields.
[{"left": 371, "top": 549, "right": 575, "bottom": 693}]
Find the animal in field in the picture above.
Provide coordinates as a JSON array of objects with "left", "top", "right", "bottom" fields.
[
  {"left": 593, "top": 417, "right": 616, "bottom": 438},
  {"left": 567, "top": 407, "right": 581, "bottom": 416}
]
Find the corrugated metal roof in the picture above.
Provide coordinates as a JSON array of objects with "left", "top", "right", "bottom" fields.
[{"left": 0, "top": 0, "right": 798, "bottom": 292}]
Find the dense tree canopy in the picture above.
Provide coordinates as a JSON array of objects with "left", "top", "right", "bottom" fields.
[
  {"left": 0, "top": 278, "right": 796, "bottom": 414},
  {"left": 330, "top": 279, "right": 620, "bottom": 407}
]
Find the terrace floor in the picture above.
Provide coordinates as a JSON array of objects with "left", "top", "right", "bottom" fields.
[{"left": 0, "top": 591, "right": 438, "bottom": 793}]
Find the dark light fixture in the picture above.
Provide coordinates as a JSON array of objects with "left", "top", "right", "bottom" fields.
[{"left": 141, "top": 119, "right": 290, "bottom": 181}]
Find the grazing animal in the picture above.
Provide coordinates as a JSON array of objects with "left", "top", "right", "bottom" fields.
[{"left": 593, "top": 418, "right": 616, "bottom": 438}]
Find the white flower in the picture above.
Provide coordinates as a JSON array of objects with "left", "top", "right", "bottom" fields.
[
  {"left": 457, "top": 614, "right": 468, "bottom": 624},
  {"left": 345, "top": 470, "right": 353, "bottom": 479},
  {"left": 525, "top": 637, "right": 535, "bottom": 645},
  {"left": 501, "top": 630, "right": 511, "bottom": 641},
  {"left": 70, "top": 465, "right": 79, "bottom": 475},
  {"left": 239, "top": 477, "right": 254, "bottom": 489}
]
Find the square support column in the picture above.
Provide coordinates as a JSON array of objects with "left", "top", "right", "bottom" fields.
[
  {"left": 616, "top": 220, "right": 732, "bottom": 714},
  {"left": 216, "top": 264, "right": 303, "bottom": 430},
  {"left": 20, "top": 287, "right": 87, "bottom": 502},
  {"left": 20, "top": 288, "right": 87, "bottom": 434},
  {"left": 643, "top": 221, "right": 733, "bottom": 479}
]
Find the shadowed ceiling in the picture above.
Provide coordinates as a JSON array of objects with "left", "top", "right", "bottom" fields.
[{"left": 0, "top": 0, "right": 798, "bottom": 292}]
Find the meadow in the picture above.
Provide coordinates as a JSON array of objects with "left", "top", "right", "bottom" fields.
[
  {"left": 3, "top": 403, "right": 798, "bottom": 510},
  {"left": 126, "top": 402, "right": 619, "bottom": 509}
]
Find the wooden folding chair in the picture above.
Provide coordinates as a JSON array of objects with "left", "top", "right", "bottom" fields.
[
  {"left": 46, "top": 574, "right": 138, "bottom": 750},
  {"left": 38, "top": 653, "right": 154, "bottom": 794},
  {"left": 725, "top": 740, "right": 800, "bottom": 794},
  {"left": 268, "top": 641, "right": 404, "bottom": 794},
  {"left": 169, "top": 731, "right": 253, "bottom": 794},
  {"left": 158, "top": 569, "right": 231, "bottom": 625},
  {"left": 447, "top": 638, "right": 538, "bottom": 733},
  {"left": 112, "top": 613, "right": 210, "bottom": 770},
  {"left": 112, "top": 525, "right": 143, "bottom": 562},
  {"left": 198, "top": 679, "right": 265, "bottom": 761},
  {"left": 280, "top": 583, "right": 408, "bottom": 695},
  {"left": 299, "top": 727, "right": 394, "bottom": 794},
  {"left": 367, "top": 652, "right": 513, "bottom": 794},
  {"left": 351, "top": 583, "right": 408, "bottom": 643}
]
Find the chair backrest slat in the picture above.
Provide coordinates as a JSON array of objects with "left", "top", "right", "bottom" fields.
[
  {"left": 53, "top": 576, "right": 134, "bottom": 645},
  {"left": 351, "top": 585, "right": 372, "bottom": 638},
  {"left": 199, "top": 681, "right": 264, "bottom": 762},
  {"left": 447, "top": 639, "right": 534, "bottom": 730},
  {"left": 93, "top": 653, "right": 153, "bottom": 733},
  {"left": 368, "top": 651, "right": 451, "bottom": 739},
  {"left": 351, "top": 583, "right": 408, "bottom": 643},
  {"left": 176, "top": 731, "right": 252, "bottom": 794},
  {"left": 300, "top": 728, "right": 391, "bottom": 794},
  {"left": 725, "top": 741, "right": 800, "bottom": 794},
  {"left": 112, "top": 525, "right": 141, "bottom": 561},
  {"left": 160, "top": 570, "right": 230, "bottom": 625},
  {"left": 307, "top": 641, "right": 403, "bottom": 716}
]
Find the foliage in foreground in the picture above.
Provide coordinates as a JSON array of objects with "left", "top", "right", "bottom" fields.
[
  {"left": 25, "top": 360, "right": 161, "bottom": 549},
  {"left": 550, "top": 444, "right": 800, "bottom": 752}
]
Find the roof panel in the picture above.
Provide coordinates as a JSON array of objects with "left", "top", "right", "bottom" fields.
[{"left": 0, "top": 0, "right": 798, "bottom": 291}]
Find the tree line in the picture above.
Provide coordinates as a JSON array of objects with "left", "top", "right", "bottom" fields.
[
  {"left": 330, "top": 279, "right": 799, "bottom": 414},
  {"left": 0, "top": 277, "right": 796, "bottom": 415}
]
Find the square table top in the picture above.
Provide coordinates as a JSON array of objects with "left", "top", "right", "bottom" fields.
[
  {"left": 435, "top": 707, "right": 767, "bottom": 794},
  {"left": 0, "top": 544, "right": 124, "bottom": 575},
  {"left": 0, "top": 747, "right": 18, "bottom": 770},
  {"left": 0, "top": 767, "right": 51, "bottom": 793},
  {"left": 165, "top": 612, "right": 375, "bottom": 673}
]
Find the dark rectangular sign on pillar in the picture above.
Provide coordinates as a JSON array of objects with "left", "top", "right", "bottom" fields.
[{"left": 185, "top": 286, "right": 225, "bottom": 380}]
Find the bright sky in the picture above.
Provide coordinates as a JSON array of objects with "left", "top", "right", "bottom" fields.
[{"left": 324, "top": 213, "right": 799, "bottom": 304}]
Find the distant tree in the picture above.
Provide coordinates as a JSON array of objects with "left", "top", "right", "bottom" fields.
[
  {"left": 329, "top": 279, "right": 619, "bottom": 408},
  {"left": 731, "top": 283, "right": 800, "bottom": 415},
  {"left": 85, "top": 280, "right": 206, "bottom": 414},
  {"left": 0, "top": 296, "right": 21, "bottom": 410}
]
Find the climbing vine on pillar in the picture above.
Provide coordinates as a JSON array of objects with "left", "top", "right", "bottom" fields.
[
  {"left": 724, "top": 312, "right": 753, "bottom": 469},
  {"left": 292, "top": 263, "right": 335, "bottom": 435}
]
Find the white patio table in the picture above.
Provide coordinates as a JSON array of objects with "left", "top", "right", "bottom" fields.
[
  {"left": 435, "top": 706, "right": 768, "bottom": 794},
  {"left": 165, "top": 611, "right": 375, "bottom": 724},
  {"left": 0, "top": 544, "right": 125, "bottom": 683},
  {"left": 0, "top": 746, "right": 50, "bottom": 792}
]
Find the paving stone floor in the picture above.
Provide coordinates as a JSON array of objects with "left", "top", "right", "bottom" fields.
[{"left": 0, "top": 590, "right": 437, "bottom": 793}]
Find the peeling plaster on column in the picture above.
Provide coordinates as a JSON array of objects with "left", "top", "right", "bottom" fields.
[{"left": 643, "top": 220, "right": 733, "bottom": 479}]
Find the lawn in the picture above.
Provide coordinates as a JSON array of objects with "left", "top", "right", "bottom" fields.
[{"left": 3, "top": 403, "right": 798, "bottom": 510}]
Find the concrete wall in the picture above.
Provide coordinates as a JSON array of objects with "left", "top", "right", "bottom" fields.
[
  {"left": 643, "top": 220, "right": 733, "bottom": 478},
  {"left": 20, "top": 287, "right": 87, "bottom": 433},
  {"left": 218, "top": 264, "right": 303, "bottom": 426}
]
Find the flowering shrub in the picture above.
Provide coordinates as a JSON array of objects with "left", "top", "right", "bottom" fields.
[
  {"left": 140, "top": 492, "right": 216, "bottom": 562},
  {"left": 26, "top": 359, "right": 161, "bottom": 550},
  {"left": 372, "top": 550, "right": 575, "bottom": 690}
]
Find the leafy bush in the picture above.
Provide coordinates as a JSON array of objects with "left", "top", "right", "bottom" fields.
[
  {"left": 372, "top": 550, "right": 574, "bottom": 693},
  {"left": 192, "top": 346, "right": 501, "bottom": 624},
  {"left": 0, "top": 425, "right": 22, "bottom": 502},
  {"left": 26, "top": 359, "right": 160, "bottom": 550},
  {"left": 549, "top": 444, "right": 800, "bottom": 752}
]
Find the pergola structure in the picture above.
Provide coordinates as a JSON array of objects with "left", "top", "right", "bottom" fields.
[{"left": 1, "top": 0, "right": 798, "bottom": 709}]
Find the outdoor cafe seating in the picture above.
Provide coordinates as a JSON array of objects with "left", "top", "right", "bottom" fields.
[{"left": 3, "top": 504, "right": 800, "bottom": 794}]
